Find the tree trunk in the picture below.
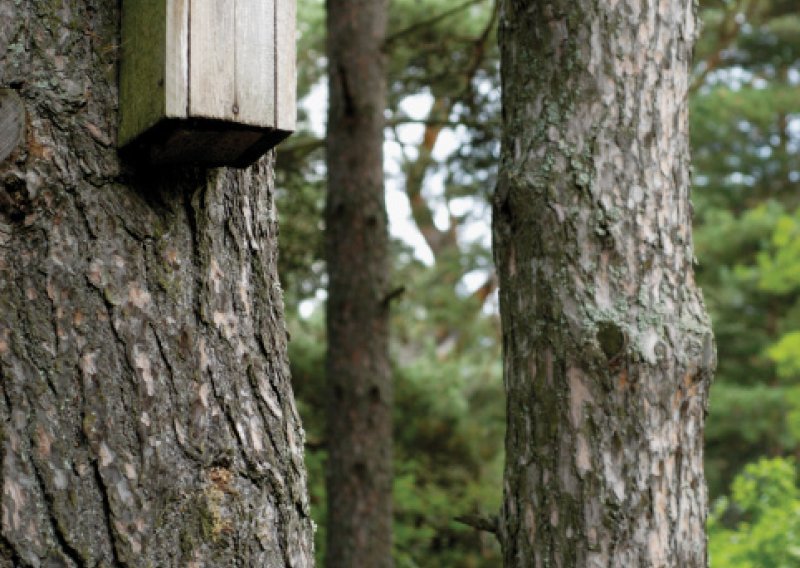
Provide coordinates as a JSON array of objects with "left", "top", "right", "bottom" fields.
[
  {"left": 325, "top": 0, "right": 392, "bottom": 566},
  {"left": 0, "top": 2, "right": 313, "bottom": 566},
  {"left": 494, "top": 1, "right": 715, "bottom": 566}
]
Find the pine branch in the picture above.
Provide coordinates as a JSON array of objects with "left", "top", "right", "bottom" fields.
[
  {"left": 454, "top": 513, "right": 499, "bottom": 535},
  {"left": 385, "top": 0, "right": 488, "bottom": 48}
]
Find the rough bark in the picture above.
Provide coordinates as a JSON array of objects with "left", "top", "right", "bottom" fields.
[
  {"left": 494, "top": 1, "right": 715, "bottom": 566},
  {"left": 0, "top": 2, "right": 313, "bottom": 566},
  {"left": 325, "top": 0, "right": 392, "bottom": 566}
]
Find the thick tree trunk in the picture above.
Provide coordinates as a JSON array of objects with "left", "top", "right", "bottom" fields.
[
  {"left": 0, "top": 2, "right": 313, "bottom": 566},
  {"left": 325, "top": 0, "right": 392, "bottom": 566},
  {"left": 494, "top": 1, "right": 715, "bottom": 566}
]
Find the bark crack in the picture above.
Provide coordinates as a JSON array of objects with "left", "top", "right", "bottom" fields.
[
  {"left": 204, "top": 369, "right": 292, "bottom": 565},
  {"left": 337, "top": 65, "right": 357, "bottom": 118},
  {"left": 0, "top": 365, "right": 12, "bottom": 416},
  {"left": 93, "top": 292, "right": 145, "bottom": 453},
  {"left": 13, "top": 316, "right": 59, "bottom": 400},
  {"left": 89, "top": 454, "right": 126, "bottom": 567},
  {"left": 182, "top": 184, "right": 203, "bottom": 326},
  {"left": 150, "top": 324, "right": 180, "bottom": 402},
  {"left": 150, "top": 324, "right": 207, "bottom": 464},
  {"left": 28, "top": 453, "right": 88, "bottom": 568},
  {"left": 0, "top": 532, "right": 34, "bottom": 568},
  {"left": 246, "top": 365, "right": 282, "bottom": 459}
]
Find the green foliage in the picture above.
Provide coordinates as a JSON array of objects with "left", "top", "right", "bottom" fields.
[
  {"left": 287, "top": 308, "right": 503, "bottom": 566},
  {"left": 705, "top": 384, "right": 796, "bottom": 493},
  {"left": 393, "top": 356, "right": 503, "bottom": 567},
  {"left": 693, "top": 0, "right": 800, "bottom": 497},
  {"left": 758, "top": 210, "right": 800, "bottom": 295},
  {"left": 279, "top": 2, "right": 504, "bottom": 565},
  {"left": 699, "top": 198, "right": 800, "bottom": 490},
  {"left": 770, "top": 333, "right": 800, "bottom": 379},
  {"left": 709, "top": 458, "right": 800, "bottom": 567}
]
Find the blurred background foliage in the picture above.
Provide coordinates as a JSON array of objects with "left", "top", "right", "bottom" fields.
[{"left": 276, "top": 0, "right": 800, "bottom": 565}]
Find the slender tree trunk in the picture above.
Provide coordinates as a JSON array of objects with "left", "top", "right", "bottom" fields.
[
  {"left": 494, "top": 1, "right": 715, "bottom": 566},
  {"left": 0, "top": 2, "right": 313, "bottom": 566},
  {"left": 325, "top": 0, "right": 392, "bottom": 566}
]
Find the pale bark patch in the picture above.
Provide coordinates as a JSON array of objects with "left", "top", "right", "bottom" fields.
[
  {"left": 2, "top": 477, "right": 25, "bottom": 532},
  {"left": 213, "top": 310, "right": 239, "bottom": 341},
  {"left": 248, "top": 417, "right": 264, "bottom": 452},
  {"left": 99, "top": 442, "right": 115, "bottom": 467},
  {"left": 198, "top": 382, "right": 211, "bottom": 408},
  {"left": 239, "top": 264, "right": 251, "bottom": 316},
  {"left": 568, "top": 367, "right": 591, "bottom": 429},
  {"left": 133, "top": 345, "right": 155, "bottom": 396},
  {"left": 575, "top": 433, "right": 592, "bottom": 475},
  {"left": 128, "top": 281, "right": 152, "bottom": 309},
  {"left": 258, "top": 376, "right": 284, "bottom": 419},
  {"left": 35, "top": 425, "right": 52, "bottom": 458},
  {"left": 210, "top": 257, "right": 224, "bottom": 294}
]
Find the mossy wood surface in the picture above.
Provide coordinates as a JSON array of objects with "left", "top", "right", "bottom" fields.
[{"left": 119, "top": 0, "right": 168, "bottom": 148}]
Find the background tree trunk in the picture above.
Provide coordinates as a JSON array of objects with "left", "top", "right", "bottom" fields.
[
  {"left": 0, "top": 2, "right": 313, "bottom": 566},
  {"left": 325, "top": 0, "right": 392, "bottom": 566},
  {"left": 494, "top": 1, "right": 715, "bottom": 565}
]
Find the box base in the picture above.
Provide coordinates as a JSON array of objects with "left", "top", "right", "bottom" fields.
[{"left": 119, "top": 117, "right": 292, "bottom": 168}]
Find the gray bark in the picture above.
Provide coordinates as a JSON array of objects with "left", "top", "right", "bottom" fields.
[
  {"left": 494, "top": 1, "right": 715, "bottom": 566},
  {"left": 325, "top": 0, "right": 393, "bottom": 566},
  {"left": 0, "top": 2, "right": 313, "bottom": 566}
]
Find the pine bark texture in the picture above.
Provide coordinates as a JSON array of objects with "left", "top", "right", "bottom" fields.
[
  {"left": 0, "top": 2, "right": 313, "bottom": 566},
  {"left": 325, "top": 0, "right": 392, "bottom": 566},
  {"left": 494, "top": 1, "right": 715, "bottom": 566}
]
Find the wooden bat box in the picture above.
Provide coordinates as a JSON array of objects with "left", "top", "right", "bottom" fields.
[{"left": 119, "top": 0, "right": 296, "bottom": 168}]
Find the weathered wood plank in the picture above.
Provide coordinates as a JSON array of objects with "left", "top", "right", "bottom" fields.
[
  {"left": 235, "top": 0, "right": 275, "bottom": 127},
  {"left": 165, "top": 0, "right": 189, "bottom": 119},
  {"left": 119, "top": 0, "right": 167, "bottom": 146},
  {"left": 189, "top": 0, "right": 235, "bottom": 121},
  {"left": 276, "top": 0, "right": 297, "bottom": 131}
]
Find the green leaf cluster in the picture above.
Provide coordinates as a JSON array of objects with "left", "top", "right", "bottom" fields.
[
  {"left": 693, "top": 0, "right": 800, "bottom": 499},
  {"left": 287, "top": 304, "right": 503, "bottom": 566},
  {"left": 709, "top": 458, "right": 800, "bottom": 567}
]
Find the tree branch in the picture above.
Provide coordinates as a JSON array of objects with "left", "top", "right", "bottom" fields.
[
  {"left": 401, "top": 1, "right": 499, "bottom": 261},
  {"left": 454, "top": 513, "right": 499, "bottom": 536},
  {"left": 385, "top": 0, "right": 488, "bottom": 48},
  {"left": 689, "top": 0, "right": 755, "bottom": 94},
  {"left": 382, "top": 286, "right": 407, "bottom": 307}
]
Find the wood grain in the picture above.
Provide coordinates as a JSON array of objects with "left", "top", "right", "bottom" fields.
[
  {"left": 276, "top": 0, "right": 297, "bottom": 131},
  {"left": 235, "top": 0, "right": 275, "bottom": 126},
  {"left": 165, "top": 0, "right": 189, "bottom": 119},
  {"left": 189, "top": 0, "right": 236, "bottom": 121}
]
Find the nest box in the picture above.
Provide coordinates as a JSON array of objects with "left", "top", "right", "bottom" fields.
[{"left": 119, "top": 0, "right": 296, "bottom": 167}]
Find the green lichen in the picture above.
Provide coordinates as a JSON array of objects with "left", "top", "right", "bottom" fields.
[{"left": 198, "top": 487, "right": 229, "bottom": 543}]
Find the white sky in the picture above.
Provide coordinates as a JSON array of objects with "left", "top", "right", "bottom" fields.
[
  {"left": 305, "top": 83, "right": 455, "bottom": 266},
  {"left": 297, "top": 83, "right": 492, "bottom": 317}
]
